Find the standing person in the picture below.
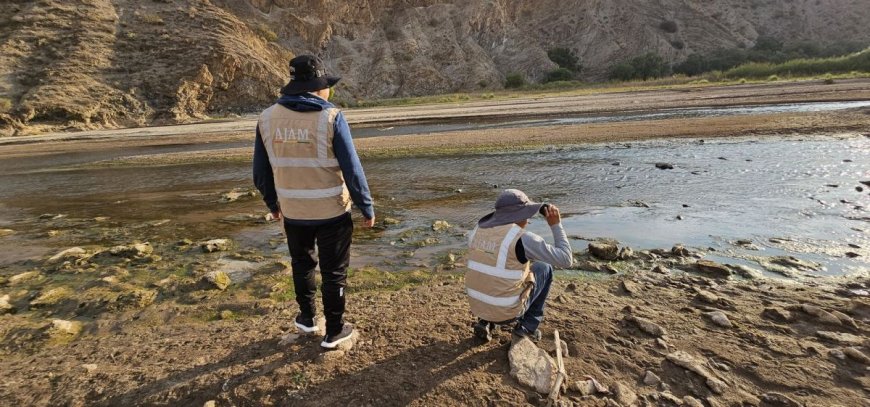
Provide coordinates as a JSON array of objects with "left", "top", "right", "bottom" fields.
[
  {"left": 253, "top": 55, "right": 375, "bottom": 350},
  {"left": 465, "top": 189, "right": 573, "bottom": 342}
]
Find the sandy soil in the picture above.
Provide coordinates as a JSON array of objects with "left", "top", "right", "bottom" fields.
[{"left": 1, "top": 267, "right": 868, "bottom": 407}]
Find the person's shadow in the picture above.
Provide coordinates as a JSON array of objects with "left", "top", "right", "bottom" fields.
[{"left": 95, "top": 335, "right": 509, "bottom": 406}]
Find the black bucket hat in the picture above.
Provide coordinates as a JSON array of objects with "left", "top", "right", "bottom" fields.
[{"left": 280, "top": 55, "right": 341, "bottom": 95}]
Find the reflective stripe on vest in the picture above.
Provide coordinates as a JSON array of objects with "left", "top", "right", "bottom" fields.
[
  {"left": 465, "top": 224, "right": 532, "bottom": 322},
  {"left": 258, "top": 104, "right": 350, "bottom": 220}
]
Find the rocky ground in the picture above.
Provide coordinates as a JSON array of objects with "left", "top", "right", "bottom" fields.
[{"left": 0, "top": 207, "right": 868, "bottom": 406}]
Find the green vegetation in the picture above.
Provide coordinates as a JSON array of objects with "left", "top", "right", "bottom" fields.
[
  {"left": 658, "top": 20, "right": 678, "bottom": 33},
  {"left": 254, "top": 23, "right": 278, "bottom": 42},
  {"left": 609, "top": 52, "right": 671, "bottom": 81},
  {"left": 722, "top": 49, "right": 870, "bottom": 79},
  {"left": 504, "top": 72, "right": 526, "bottom": 88},
  {"left": 675, "top": 37, "right": 867, "bottom": 76},
  {"left": 546, "top": 48, "right": 582, "bottom": 83},
  {"left": 0, "top": 98, "right": 11, "bottom": 113},
  {"left": 545, "top": 68, "right": 574, "bottom": 82}
]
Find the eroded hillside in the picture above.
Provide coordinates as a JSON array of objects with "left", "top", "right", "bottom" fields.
[{"left": 1, "top": 0, "right": 868, "bottom": 135}]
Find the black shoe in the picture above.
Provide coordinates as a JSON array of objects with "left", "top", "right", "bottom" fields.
[
  {"left": 511, "top": 325, "right": 542, "bottom": 343},
  {"left": 473, "top": 319, "right": 493, "bottom": 342},
  {"left": 294, "top": 314, "right": 319, "bottom": 334},
  {"left": 321, "top": 323, "right": 355, "bottom": 349}
]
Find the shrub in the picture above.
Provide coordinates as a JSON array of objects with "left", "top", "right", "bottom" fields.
[
  {"left": 670, "top": 40, "right": 685, "bottom": 50},
  {"left": 547, "top": 48, "right": 582, "bottom": 73},
  {"left": 767, "top": 74, "right": 780, "bottom": 81},
  {"left": 255, "top": 23, "right": 278, "bottom": 42},
  {"left": 659, "top": 20, "right": 678, "bottom": 33},
  {"left": 545, "top": 68, "right": 574, "bottom": 82},
  {"left": 723, "top": 49, "right": 870, "bottom": 79},
  {"left": 504, "top": 73, "right": 526, "bottom": 88},
  {"left": 609, "top": 52, "right": 670, "bottom": 81},
  {"left": 139, "top": 13, "right": 164, "bottom": 25}
]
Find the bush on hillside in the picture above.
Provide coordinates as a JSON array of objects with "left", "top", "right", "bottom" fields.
[
  {"left": 609, "top": 52, "right": 671, "bottom": 81},
  {"left": 547, "top": 48, "right": 582, "bottom": 73},
  {"left": 504, "top": 73, "right": 526, "bottom": 88},
  {"left": 545, "top": 68, "right": 574, "bottom": 83}
]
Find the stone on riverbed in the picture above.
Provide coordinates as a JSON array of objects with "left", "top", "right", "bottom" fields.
[
  {"left": 50, "top": 319, "right": 82, "bottom": 336},
  {"left": 730, "top": 264, "right": 763, "bottom": 279},
  {"left": 816, "top": 331, "right": 864, "bottom": 346},
  {"left": 665, "top": 351, "right": 727, "bottom": 394},
  {"left": 626, "top": 315, "right": 667, "bottom": 337},
  {"left": 9, "top": 270, "right": 42, "bottom": 285},
  {"left": 844, "top": 347, "right": 870, "bottom": 364},
  {"left": 655, "top": 162, "right": 674, "bottom": 170},
  {"left": 432, "top": 220, "right": 451, "bottom": 232},
  {"left": 47, "top": 247, "right": 89, "bottom": 264},
  {"left": 0, "top": 294, "right": 14, "bottom": 314},
  {"left": 706, "top": 311, "right": 733, "bottom": 328},
  {"left": 589, "top": 242, "right": 619, "bottom": 260},
  {"left": 107, "top": 243, "right": 153, "bottom": 259},
  {"left": 509, "top": 337, "right": 557, "bottom": 394},
  {"left": 201, "top": 239, "right": 231, "bottom": 253},
  {"left": 695, "top": 260, "right": 731, "bottom": 278},
  {"left": 0, "top": 229, "right": 14, "bottom": 237},
  {"left": 204, "top": 271, "right": 232, "bottom": 290}
]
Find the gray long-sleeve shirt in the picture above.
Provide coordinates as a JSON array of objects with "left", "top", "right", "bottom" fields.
[{"left": 517, "top": 223, "right": 574, "bottom": 269}]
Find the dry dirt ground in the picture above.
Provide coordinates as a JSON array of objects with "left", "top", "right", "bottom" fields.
[{"left": 1, "top": 270, "right": 868, "bottom": 407}]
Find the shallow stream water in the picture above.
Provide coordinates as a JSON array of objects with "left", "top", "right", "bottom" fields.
[{"left": 0, "top": 102, "right": 868, "bottom": 278}]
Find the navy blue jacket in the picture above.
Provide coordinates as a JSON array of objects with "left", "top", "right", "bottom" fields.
[{"left": 253, "top": 93, "right": 374, "bottom": 225}]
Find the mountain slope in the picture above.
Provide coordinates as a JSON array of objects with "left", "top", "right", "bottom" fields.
[{"left": 1, "top": 0, "right": 868, "bottom": 135}]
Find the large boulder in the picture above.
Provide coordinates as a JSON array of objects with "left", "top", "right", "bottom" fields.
[
  {"left": 509, "top": 337, "right": 557, "bottom": 394},
  {"left": 204, "top": 271, "right": 232, "bottom": 290},
  {"left": 589, "top": 242, "right": 619, "bottom": 261},
  {"left": 695, "top": 260, "right": 731, "bottom": 278}
]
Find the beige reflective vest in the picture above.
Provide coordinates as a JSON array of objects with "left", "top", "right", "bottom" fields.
[
  {"left": 258, "top": 104, "right": 351, "bottom": 220},
  {"left": 465, "top": 224, "right": 534, "bottom": 322}
]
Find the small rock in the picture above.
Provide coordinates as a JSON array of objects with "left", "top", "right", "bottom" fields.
[
  {"left": 627, "top": 315, "right": 667, "bottom": 337},
  {"left": 0, "top": 229, "right": 14, "bottom": 237},
  {"left": 683, "top": 396, "right": 705, "bottom": 407},
  {"left": 0, "top": 294, "right": 14, "bottom": 314},
  {"left": 571, "top": 379, "right": 596, "bottom": 396},
  {"left": 559, "top": 339, "right": 569, "bottom": 357},
  {"left": 81, "top": 364, "right": 98, "bottom": 374},
  {"left": 655, "top": 162, "right": 674, "bottom": 170},
  {"left": 621, "top": 280, "right": 639, "bottom": 295},
  {"left": 203, "top": 401, "right": 217, "bottom": 407},
  {"left": 612, "top": 382, "right": 637, "bottom": 406},
  {"left": 108, "top": 243, "right": 153, "bottom": 258},
  {"left": 676, "top": 215, "right": 684, "bottom": 220},
  {"left": 760, "top": 392, "right": 801, "bottom": 407},
  {"left": 642, "top": 370, "right": 661, "bottom": 386},
  {"left": 509, "top": 337, "right": 558, "bottom": 394},
  {"left": 651, "top": 265, "right": 670, "bottom": 274},
  {"left": 382, "top": 217, "right": 400, "bottom": 225},
  {"left": 730, "top": 264, "right": 763, "bottom": 279},
  {"left": 845, "top": 252, "right": 860, "bottom": 258},
  {"left": 829, "top": 349, "right": 846, "bottom": 360},
  {"left": 47, "top": 247, "right": 89, "bottom": 264},
  {"left": 278, "top": 332, "right": 301, "bottom": 346},
  {"left": 706, "top": 311, "right": 733, "bottom": 328},
  {"left": 762, "top": 307, "right": 793, "bottom": 322},
  {"left": 829, "top": 310, "right": 858, "bottom": 329},
  {"left": 432, "top": 220, "right": 451, "bottom": 232},
  {"left": 666, "top": 351, "right": 727, "bottom": 394},
  {"left": 800, "top": 304, "right": 842, "bottom": 325},
  {"left": 51, "top": 319, "right": 82, "bottom": 336},
  {"left": 566, "top": 282, "right": 578, "bottom": 292},
  {"left": 316, "top": 350, "right": 347, "bottom": 363},
  {"left": 671, "top": 245, "right": 691, "bottom": 257},
  {"left": 219, "top": 310, "right": 235, "bottom": 320},
  {"left": 844, "top": 347, "right": 870, "bottom": 364},
  {"left": 201, "top": 239, "right": 231, "bottom": 253},
  {"left": 816, "top": 331, "right": 864, "bottom": 346},
  {"left": 857, "top": 186, "right": 865, "bottom": 192},
  {"left": 696, "top": 260, "right": 731, "bottom": 278},
  {"left": 589, "top": 242, "right": 619, "bottom": 260},
  {"left": 204, "top": 271, "right": 231, "bottom": 290},
  {"left": 695, "top": 289, "right": 719, "bottom": 304},
  {"left": 8, "top": 270, "right": 41, "bottom": 285},
  {"left": 617, "top": 246, "right": 635, "bottom": 260}
]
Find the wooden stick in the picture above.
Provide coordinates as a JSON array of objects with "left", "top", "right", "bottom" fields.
[{"left": 547, "top": 329, "right": 568, "bottom": 406}]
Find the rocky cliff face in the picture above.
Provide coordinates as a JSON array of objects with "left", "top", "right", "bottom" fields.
[{"left": 1, "top": 0, "right": 868, "bottom": 135}]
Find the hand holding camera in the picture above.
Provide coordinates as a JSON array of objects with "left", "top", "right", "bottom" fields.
[{"left": 539, "top": 203, "right": 561, "bottom": 226}]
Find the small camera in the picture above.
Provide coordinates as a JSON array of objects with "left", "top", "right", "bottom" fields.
[{"left": 539, "top": 203, "right": 551, "bottom": 216}]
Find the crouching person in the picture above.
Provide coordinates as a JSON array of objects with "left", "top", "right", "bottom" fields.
[{"left": 466, "top": 189, "right": 573, "bottom": 342}]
